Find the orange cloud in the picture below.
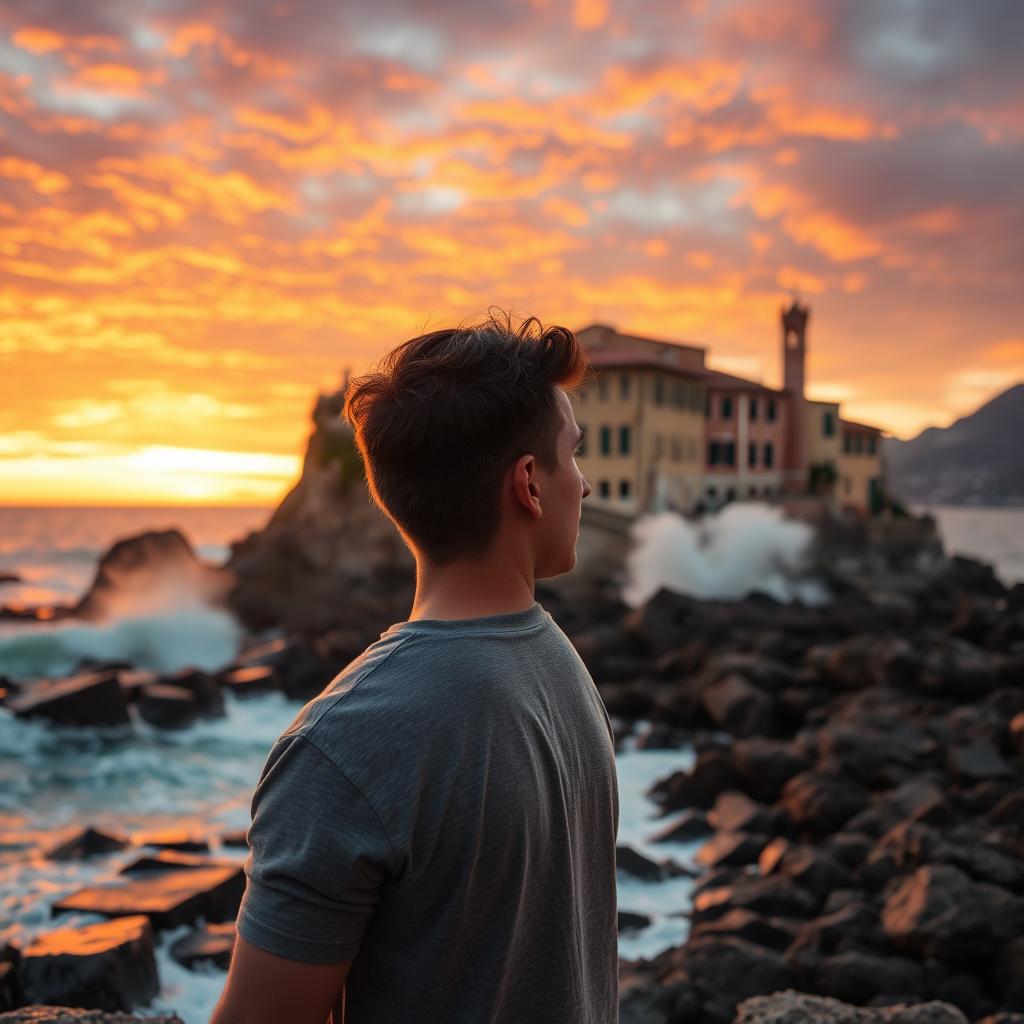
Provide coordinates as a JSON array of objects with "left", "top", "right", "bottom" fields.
[{"left": 574, "top": 0, "right": 609, "bottom": 30}]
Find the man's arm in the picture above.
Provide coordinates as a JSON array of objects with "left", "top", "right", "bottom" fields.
[{"left": 211, "top": 935, "right": 350, "bottom": 1024}]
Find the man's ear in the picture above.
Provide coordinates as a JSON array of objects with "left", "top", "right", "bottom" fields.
[{"left": 511, "top": 453, "right": 543, "bottom": 520}]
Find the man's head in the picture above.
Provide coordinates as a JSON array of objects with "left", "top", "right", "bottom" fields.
[{"left": 343, "top": 312, "right": 591, "bottom": 578}]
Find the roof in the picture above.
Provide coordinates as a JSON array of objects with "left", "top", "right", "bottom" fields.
[
  {"left": 576, "top": 323, "right": 705, "bottom": 357},
  {"left": 840, "top": 417, "right": 883, "bottom": 434},
  {"left": 702, "top": 368, "right": 783, "bottom": 396},
  {"left": 584, "top": 348, "right": 705, "bottom": 379}
]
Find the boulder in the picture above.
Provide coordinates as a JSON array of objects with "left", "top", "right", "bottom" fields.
[
  {"left": 623, "top": 588, "right": 697, "bottom": 653},
  {"left": 7, "top": 671, "right": 129, "bottom": 728},
  {"left": 758, "top": 839, "right": 853, "bottom": 901},
  {"left": 52, "top": 864, "right": 243, "bottom": 931},
  {"left": 993, "top": 936, "right": 1024, "bottom": 1011},
  {"left": 132, "top": 829, "right": 208, "bottom": 853},
  {"left": 700, "top": 673, "right": 775, "bottom": 737},
  {"left": 689, "top": 907, "right": 798, "bottom": 952},
  {"left": 814, "top": 950, "right": 926, "bottom": 1006},
  {"left": 788, "top": 900, "right": 881, "bottom": 957},
  {"left": 648, "top": 747, "right": 741, "bottom": 812},
  {"left": 731, "top": 737, "right": 812, "bottom": 803},
  {"left": 616, "top": 911, "right": 651, "bottom": 935},
  {"left": 694, "top": 831, "right": 769, "bottom": 870},
  {"left": 708, "top": 791, "right": 784, "bottom": 835},
  {"left": 220, "top": 665, "right": 278, "bottom": 698},
  {"left": 161, "top": 668, "right": 225, "bottom": 719},
  {"left": 646, "top": 809, "right": 711, "bottom": 845},
  {"left": 781, "top": 771, "right": 871, "bottom": 835},
  {"left": 691, "top": 875, "right": 818, "bottom": 924},
  {"left": 136, "top": 685, "right": 198, "bottom": 730},
  {"left": 946, "top": 740, "right": 1014, "bottom": 783},
  {"left": 616, "top": 845, "right": 674, "bottom": 882},
  {"left": 679, "top": 936, "right": 797, "bottom": 1010},
  {"left": 169, "top": 922, "right": 235, "bottom": 970},
  {"left": 46, "top": 828, "right": 127, "bottom": 862},
  {"left": 881, "top": 863, "right": 1024, "bottom": 959},
  {"left": 16, "top": 916, "right": 158, "bottom": 1012}
]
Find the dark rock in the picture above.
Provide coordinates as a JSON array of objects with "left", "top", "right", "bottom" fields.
[
  {"left": 788, "top": 901, "right": 881, "bottom": 957},
  {"left": 617, "top": 911, "right": 651, "bottom": 935},
  {"left": 689, "top": 908, "right": 798, "bottom": 952},
  {"left": 679, "top": 936, "right": 797, "bottom": 1011},
  {"left": 731, "top": 737, "right": 812, "bottom": 803},
  {"left": 646, "top": 809, "right": 712, "bottom": 844},
  {"left": 881, "top": 862, "right": 1024, "bottom": 959},
  {"left": 0, "top": 957, "right": 16, "bottom": 1013},
  {"left": 220, "top": 665, "right": 278, "bottom": 698},
  {"left": 994, "top": 937, "right": 1024, "bottom": 1011},
  {"left": 700, "top": 673, "right": 775, "bottom": 737},
  {"left": 624, "top": 588, "right": 698, "bottom": 653},
  {"left": 691, "top": 875, "right": 819, "bottom": 923},
  {"left": 648, "top": 748, "right": 741, "bottom": 812},
  {"left": 162, "top": 667, "right": 225, "bottom": 719},
  {"left": 1010, "top": 712, "right": 1024, "bottom": 762},
  {"left": 694, "top": 831, "right": 770, "bottom": 870},
  {"left": 136, "top": 684, "right": 198, "bottom": 730},
  {"left": 781, "top": 771, "right": 871, "bottom": 835},
  {"left": 46, "top": 828, "right": 127, "bottom": 862},
  {"left": 120, "top": 851, "right": 225, "bottom": 874},
  {"left": 633, "top": 723, "right": 687, "bottom": 750},
  {"left": 708, "top": 791, "right": 784, "bottom": 834},
  {"left": 989, "top": 789, "right": 1024, "bottom": 829},
  {"left": 72, "top": 528, "right": 234, "bottom": 622},
  {"left": 7, "top": 671, "right": 129, "bottom": 728},
  {"left": 169, "top": 922, "right": 235, "bottom": 970},
  {"left": 815, "top": 951, "right": 926, "bottom": 1007},
  {"left": 116, "top": 669, "right": 159, "bottom": 701},
  {"left": 220, "top": 830, "right": 249, "bottom": 849},
  {"left": 826, "top": 832, "right": 874, "bottom": 871},
  {"left": 817, "top": 723, "right": 937, "bottom": 789},
  {"left": 616, "top": 845, "right": 673, "bottom": 881},
  {"left": 132, "top": 829, "right": 209, "bottom": 853},
  {"left": 946, "top": 740, "right": 1014, "bottom": 783},
  {"left": 758, "top": 839, "right": 853, "bottom": 901},
  {"left": 16, "top": 916, "right": 158, "bottom": 1012},
  {"left": 53, "top": 864, "right": 244, "bottom": 931}
]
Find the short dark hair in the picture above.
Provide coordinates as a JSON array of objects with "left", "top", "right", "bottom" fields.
[{"left": 343, "top": 312, "right": 589, "bottom": 564}]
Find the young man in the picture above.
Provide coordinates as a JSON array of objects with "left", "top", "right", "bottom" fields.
[{"left": 212, "top": 314, "right": 620, "bottom": 1024}]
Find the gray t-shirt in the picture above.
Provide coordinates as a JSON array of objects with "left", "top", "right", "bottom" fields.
[{"left": 236, "top": 600, "right": 620, "bottom": 1023}]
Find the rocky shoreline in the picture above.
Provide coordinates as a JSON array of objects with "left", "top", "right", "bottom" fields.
[{"left": 2, "top": 516, "right": 1022, "bottom": 1020}]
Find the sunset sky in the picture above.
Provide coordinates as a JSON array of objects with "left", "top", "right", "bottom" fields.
[{"left": 2, "top": 0, "right": 1022, "bottom": 505}]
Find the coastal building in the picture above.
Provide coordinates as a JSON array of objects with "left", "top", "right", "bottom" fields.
[{"left": 572, "top": 302, "right": 884, "bottom": 518}]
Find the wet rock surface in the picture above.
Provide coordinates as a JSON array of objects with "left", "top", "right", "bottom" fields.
[{"left": 0, "top": 1011, "right": 183, "bottom": 1023}]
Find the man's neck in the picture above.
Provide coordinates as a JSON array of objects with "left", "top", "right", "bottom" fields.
[{"left": 409, "top": 553, "right": 536, "bottom": 622}]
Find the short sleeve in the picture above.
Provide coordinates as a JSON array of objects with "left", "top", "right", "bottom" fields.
[{"left": 235, "top": 732, "right": 397, "bottom": 964}]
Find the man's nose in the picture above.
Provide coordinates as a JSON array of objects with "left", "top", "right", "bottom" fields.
[{"left": 582, "top": 475, "right": 592, "bottom": 498}]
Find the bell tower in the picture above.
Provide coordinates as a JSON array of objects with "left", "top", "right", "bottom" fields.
[{"left": 781, "top": 299, "right": 809, "bottom": 397}]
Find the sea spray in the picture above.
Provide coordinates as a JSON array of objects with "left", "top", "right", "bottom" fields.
[
  {"left": 623, "top": 503, "right": 828, "bottom": 607},
  {"left": 0, "top": 606, "right": 244, "bottom": 681}
]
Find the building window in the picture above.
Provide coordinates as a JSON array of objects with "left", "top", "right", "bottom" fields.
[
  {"left": 823, "top": 410, "right": 835, "bottom": 437},
  {"left": 654, "top": 376, "right": 665, "bottom": 405},
  {"left": 619, "top": 479, "right": 631, "bottom": 499},
  {"left": 619, "top": 424, "right": 631, "bottom": 455},
  {"left": 767, "top": 398, "right": 777, "bottom": 422},
  {"left": 749, "top": 397, "right": 759, "bottom": 421},
  {"left": 723, "top": 441, "right": 736, "bottom": 466},
  {"left": 620, "top": 373, "right": 631, "bottom": 400},
  {"left": 854, "top": 434, "right": 864, "bottom": 453},
  {"left": 673, "top": 381, "right": 683, "bottom": 407},
  {"left": 749, "top": 485, "right": 758, "bottom": 497},
  {"left": 867, "top": 436, "right": 877, "bottom": 455},
  {"left": 598, "top": 480, "right": 610, "bottom": 499},
  {"left": 748, "top": 441, "right": 757, "bottom": 467},
  {"left": 764, "top": 442, "right": 774, "bottom": 468},
  {"left": 726, "top": 487, "right": 737, "bottom": 501},
  {"left": 600, "top": 425, "right": 611, "bottom": 456},
  {"left": 654, "top": 434, "right": 663, "bottom": 460},
  {"left": 722, "top": 395, "right": 733, "bottom": 419},
  {"left": 598, "top": 375, "right": 608, "bottom": 400},
  {"left": 707, "top": 486, "right": 718, "bottom": 498},
  {"left": 671, "top": 437, "right": 682, "bottom": 462},
  {"left": 843, "top": 434, "right": 852, "bottom": 453},
  {"left": 708, "top": 440, "right": 720, "bottom": 465}
]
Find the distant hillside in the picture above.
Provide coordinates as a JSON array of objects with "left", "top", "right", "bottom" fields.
[{"left": 884, "top": 383, "right": 1024, "bottom": 506}]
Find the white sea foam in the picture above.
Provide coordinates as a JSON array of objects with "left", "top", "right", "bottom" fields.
[
  {"left": 623, "top": 503, "right": 829, "bottom": 607},
  {"left": 0, "top": 606, "right": 244, "bottom": 681}
]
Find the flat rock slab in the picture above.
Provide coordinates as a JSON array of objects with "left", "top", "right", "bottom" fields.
[
  {"left": 7, "top": 671, "right": 129, "bottom": 727},
  {"left": 17, "top": 916, "right": 158, "bottom": 1013},
  {"left": 46, "top": 828, "right": 128, "bottom": 862},
  {"left": 131, "top": 829, "right": 209, "bottom": 853},
  {"left": 53, "top": 864, "right": 243, "bottom": 931},
  {"left": 220, "top": 665, "right": 277, "bottom": 697},
  {"left": 170, "top": 922, "right": 235, "bottom": 970},
  {"left": 120, "top": 852, "right": 231, "bottom": 875},
  {"left": 0, "top": 1009, "right": 183, "bottom": 1023}
]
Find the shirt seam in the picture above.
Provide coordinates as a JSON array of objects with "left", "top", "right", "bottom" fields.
[
  {"left": 387, "top": 617, "right": 551, "bottom": 641},
  {"left": 298, "top": 732, "right": 401, "bottom": 875}
]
